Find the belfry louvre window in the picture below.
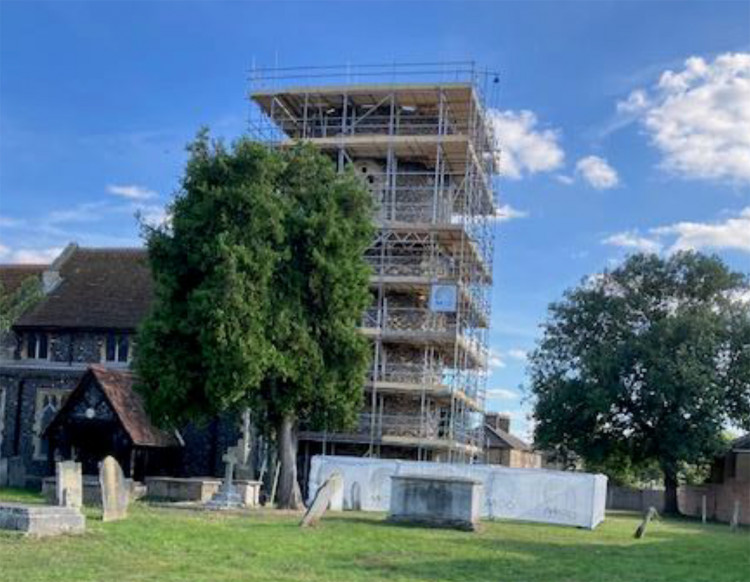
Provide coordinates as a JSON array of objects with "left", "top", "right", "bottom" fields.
[
  {"left": 105, "top": 333, "right": 129, "bottom": 363},
  {"left": 26, "top": 332, "right": 49, "bottom": 359}
]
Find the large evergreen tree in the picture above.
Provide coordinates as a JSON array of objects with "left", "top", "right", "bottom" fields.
[
  {"left": 135, "top": 132, "right": 373, "bottom": 508},
  {"left": 529, "top": 252, "right": 750, "bottom": 514}
]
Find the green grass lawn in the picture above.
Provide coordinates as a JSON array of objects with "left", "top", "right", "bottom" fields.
[{"left": 1, "top": 488, "right": 748, "bottom": 582}]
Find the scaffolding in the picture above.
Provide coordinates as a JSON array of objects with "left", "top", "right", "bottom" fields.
[{"left": 249, "top": 62, "right": 499, "bottom": 464}]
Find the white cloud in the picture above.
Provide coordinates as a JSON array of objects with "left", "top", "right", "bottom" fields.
[
  {"left": 603, "top": 231, "right": 662, "bottom": 254},
  {"left": 47, "top": 201, "right": 111, "bottom": 224},
  {"left": 616, "top": 89, "right": 650, "bottom": 115},
  {"left": 604, "top": 206, "right": 750, "bottom": 255},
  {"left": 0, "top": 216, "right": 24, "bottom": 228},
  {"left": 506, "top": 349, "right": 527, "bottom": 361},
  {"left": 486, "top": 388, "right": 519, "bottom": 401},
  {"left": 489, "top": 109, "right": 565, "bottom": 179},
  {"left": 618, "top": 52, "right": 750, "bottom": 184},
  {"left": 490, "top": 204, "right": 528, "bottom": 223},
  {"left": 555, "top": 174, "right": 574, "bottom": 185},
  {"left": 576, "top": 155, "right": 619, "bottom": 189},
  {"left": 0, "top": 245, "right": 62, "bottom": 264},
  {"left": 136, "top": 204, "right": 169, "bottom": 227},
  {"left": 488, "top": 348, "right": 506, "bottom": 369},
  {"left": 107, "top": 184, "right": 158, "bottom": 200},
  {"left": 653, "top": 207, "right": 750, "bottom": 253}
]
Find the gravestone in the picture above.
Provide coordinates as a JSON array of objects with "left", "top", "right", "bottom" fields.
[
  {"left": 99, "top": 456, "right": 129, "bottom": 522},
  {"left": 7, "top": 456, "right": 25, "bottom": 488},
  {"left": 56, "top": 461, "right": 83, "bottom": 508},
  {"left": 300, "top": 472, "right": 343, "bottom": 528},
  {"left": 634, "top": 506, "right": 659, "bottom": 539},
  {"left": 206, "top": 411, "right": 253, "bottom": 509},
  {"left": 0, "top": 458, "right": 7, "bottom": 487}
]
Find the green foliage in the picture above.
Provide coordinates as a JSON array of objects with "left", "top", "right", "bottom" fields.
[
  {"left": 0, "top": 277, "right": 43, "bottom": 332},
  {"left": 529, "top": 252, "right": 750, "bottom": 485},
  {"left": 134, "top": 131, "right": 373, "bottom": 434}
]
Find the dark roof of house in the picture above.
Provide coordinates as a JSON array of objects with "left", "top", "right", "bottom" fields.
[
  {"left": 48, "top": 366, "right": 179, "bottom": 448},
  {"left": 15, "top": 246, "right": 153, "bottom": 330},
  {"left": 731, "top": 434, "right": 750, "bottom": 452},
  {"left": 485, "top": 424, "right": 532, "bottom": 452},
  {"left": 0, "top": 264, "right": 47, "bottom": 295}
]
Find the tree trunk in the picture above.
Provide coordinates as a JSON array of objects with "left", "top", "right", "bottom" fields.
[
  {"left": 663, "top": 465, "right": 680, "bottom": 515},
  {"left": 276, "top": 414, "right": 303, "bottom": 510}
]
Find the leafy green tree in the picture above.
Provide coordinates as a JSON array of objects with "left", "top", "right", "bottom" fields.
[
  {"left": 0, "top": 277, "right": 43, "bottom": 332},
  {"left": 135, "top": 132, "right": 373, "bottom": 508},
  {"left": 529, "top": 252, "right": 750, "bottom": 514}
]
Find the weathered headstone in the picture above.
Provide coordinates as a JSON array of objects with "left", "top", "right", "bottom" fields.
[
  {"left": 730, "top": 500, "right": 741, "bottom": 533},
  {"left": 634, "top": 506, "right": 659, "bottom": 539},
  {"left": 300, "top": 472, "right": 343, "bottom": 528},
  {"left": 99, "top": 456, "right": 128, "bottom": 522},
  {"left": 56, "top": 461, "right": 83, "bottom": 508},
  {"left": 7, "top": 456, "right": 25, "bottom": 488}
]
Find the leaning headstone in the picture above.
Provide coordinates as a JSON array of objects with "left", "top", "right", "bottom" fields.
[
  {"left": 99, "top": 456, "right": 128, "bottom": 522},
  {"left": 300, "top": 472, "right": 343, "bottom": 528},
  {"left": 634, "top": 506, "right": 659, "bottom": 539},
  {"left": 56, "top": 461, "right": 83, "bottom": 508},
  {"left": 730, "top": 500, "right": 741, "bottom": 533}
]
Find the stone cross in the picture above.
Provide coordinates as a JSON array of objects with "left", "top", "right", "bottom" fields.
[
  {"left": 206, "top": 409, "right": 252, "bottom": 509},
  {"left": 55, "top": 461, "right": 83, "bottom": 508},
  {"left": 99, "top": 456, "right": 129, "bottom": 522}
]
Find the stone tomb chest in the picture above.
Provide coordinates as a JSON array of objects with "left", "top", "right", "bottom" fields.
[
  {"left": 388, "top": 474, "right": 482, "bottom": 531},
  {"left": 0, "top": 503, "right": 85, "bottom": 537}
]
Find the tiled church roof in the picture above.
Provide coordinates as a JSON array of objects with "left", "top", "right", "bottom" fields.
[{"left": 15, "top": 246, "right": 153, "bottom": 330}]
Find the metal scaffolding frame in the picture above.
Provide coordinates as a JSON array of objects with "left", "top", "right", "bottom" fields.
[{"left": 249, "top": 62, "right": 499, "bottom": 464}]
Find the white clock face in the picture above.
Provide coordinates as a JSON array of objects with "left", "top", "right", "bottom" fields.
[
  {"left": 85, "top": 407, "right": 95, "bottom": 419},
  {"left": 430, "top": 284, "right": 457, "bottom": 312}
]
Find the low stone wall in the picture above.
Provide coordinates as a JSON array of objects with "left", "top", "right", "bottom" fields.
[
  {"left": 145, "top": 477, "right": 262, "bottom": 507},
  {"left": 607, "top": 485, "right": 665, "bottom": 512},
  {"left": 42, "top": 475, "right": 143, "bottom": 506},
  {"left": 145, "top": 477, "right": 222, "bottom": 502},
  {"left": 679, "top": 482, "right": 750, "bottom": 525},
  {"left": 607, "top": 482, "right": 749, "bottom": 525},
  {"left": 388, "top": 475, "right": 482, "bottom": 531}
]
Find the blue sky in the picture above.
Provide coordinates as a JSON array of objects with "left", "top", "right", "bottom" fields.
[{"left": 1, "top": 1, "right": 749, "bottom": 439}]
